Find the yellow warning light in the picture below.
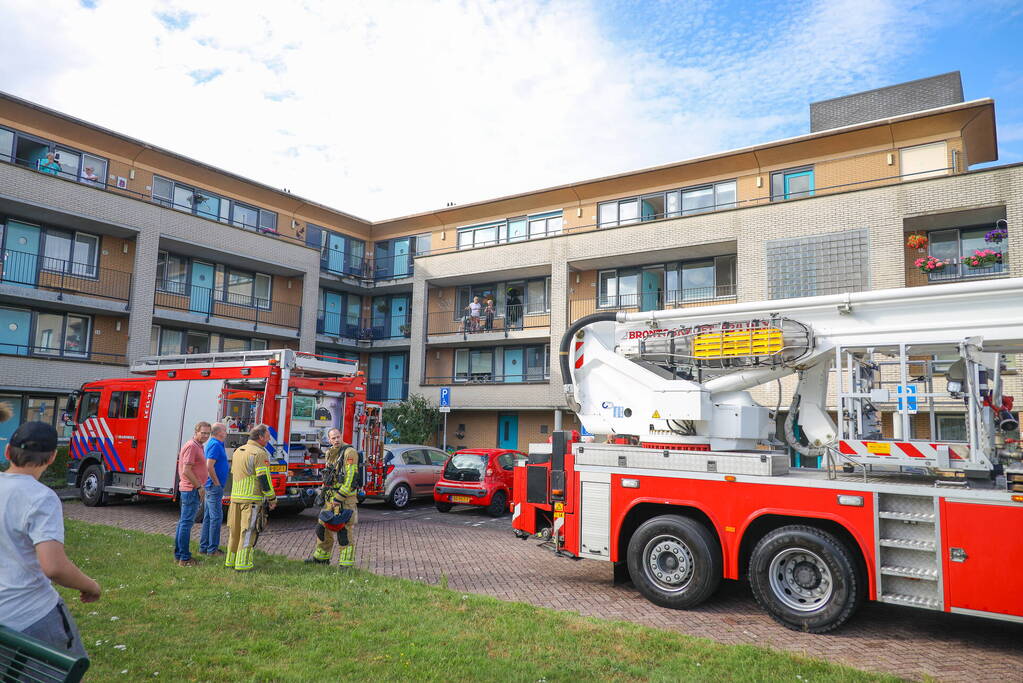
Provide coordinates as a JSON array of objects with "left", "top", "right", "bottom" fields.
[{"left": 693, "top": 328, "right": 784, "bottom": 359}]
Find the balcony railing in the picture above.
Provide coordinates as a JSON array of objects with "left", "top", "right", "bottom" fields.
[
  {"left": 423, "top": 373, "right": 549, "bottom": 386},
  {"left": 154, "top": 279, "right": 301, "bottom": 330},
  {"left": 316, "top": 309, "right": 412, "bottom": 342},
  {"left": 367, "top": 379, "right": 409, "bottom": 402},
  {"left": 569, "top": 285, "right": 737, "bottom": 321},
  {"left": 1, "top": 248, "right": 132, "bottom": 303},
  {"left": 371, "top": 251, "right": 414, "bottom": 281},
  {"left": 927, "top": 261, "right": 1007, "bottom": 283},
  {"left": 320, "top": 252, "right": 415, "bottom": 282},
  {"left": 0, "top": 342, "right": 127, "bottom": 365},
  {"left": 426, "top": 304, "right": 551, "bottom": 339}
]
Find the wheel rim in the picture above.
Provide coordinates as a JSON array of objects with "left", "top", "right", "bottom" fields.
[
  {"left": 642, "top": 534, "right": 695, "bottom": 593},
  {"left": 83, "top": 473, "right": 99, "bottom": 500},
  {"left": 768, "top": 547, "right": 833, "bottom": 612},
  {"left": 394, "top": 486, "right": 409, "bottom": 507}
]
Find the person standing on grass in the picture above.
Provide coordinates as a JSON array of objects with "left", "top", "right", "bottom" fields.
[
  {"left": 304, "top": 427, "right": 359, "bottom": 568},
  {"left": 199, "top": 422, "right": 228, "bottom": 556},
  {"left": 224, "top": 424, "right": 277, "bottom": 572},
  {"left": 0, "top": 421, "right": 100, "bottom": 658},
  {"left": 174, "top": 421, "right": 210, "bottom": 567}
]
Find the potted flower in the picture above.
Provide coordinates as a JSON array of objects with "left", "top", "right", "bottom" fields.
[
  {"left": 399, "top": 324, "right": 411, "bottom": 337},
  {"left": 962, "top": 249, "right": 1003, "bottom": 268},
  {"left": 985, "top": 225, "right": 1008, "bottom": 244},
  {"left": 906, "top": 233, "right": 928, "bottom": 251},
  {"left": 914, "top": 255, "right": 948, "bottom": 274}
]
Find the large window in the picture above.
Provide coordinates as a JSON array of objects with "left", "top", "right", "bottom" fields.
[
  {"left": 454, "top": 277, "right": 550, "bottom": 320},
  {"left": 599, "top": 256, "right": 736, "bottom": 309},
  {"left": 317, "top": 228, "right": 366, "bottom": 277},
  {"left": 152, "top": 175, "right": 277, "bottom": 232},
  {"left": 0, "top": 306, "right": 90, "bottom": 359},
  {"left": 156, "top": 252, "right": 188, "bottom": 294},
  {"left": 598, "top": 181, "right": 736, "bottom": 228},
  {"left": 771, "top": 167, "right": 814, "bottom": 201},
  {"left": 927, "top": 225, "right": 1006, "bottom": 281},
  {"left": 457, "top": 211, "right": 563, "bottom": 250},
  {"left": 156, "top": 251, "right": 271, "bottom": 309},
  {"left": 0, "top": 126, "right": 109, "bottom": 187},
  {"left": 150, "top": 325, "right": 269, "bottom": 355},
  {"left": 766, "top": 228, "right": 868, "bottom": 300},
  {"left": 452, "top": 345, "right": 548, "bottom": 383},
  {"left": 41, "top": 228, "right": 99, "bottom": 277}
]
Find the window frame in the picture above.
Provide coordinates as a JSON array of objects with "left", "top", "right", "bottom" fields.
[
  {"left": 457, "top": 211, "right": 564, "bottom": 250},
  {"left": 927, "top": 225, "right": 1007, "bottom": 281},
  {"left": 770, "top": 166, "right": 815, "bottom": 201},
  {"left": 598, "top": 180, "right": 737, "bottom": 228},
  {"left": 40, "top": 228, "right": 100, "bottom": 279},
  {"left": 600, "top": 256, "right": 736, "bottom": 308}
]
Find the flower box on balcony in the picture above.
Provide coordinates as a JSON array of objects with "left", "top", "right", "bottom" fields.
[
  {"left": 963, "top": 249, "right": 1003, "bottom": 268},
  {"left": 914, "top": 255, "right": 948, "bottom": 274}
]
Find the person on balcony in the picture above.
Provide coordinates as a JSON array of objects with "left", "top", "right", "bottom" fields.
[
  {"left": 483, "top": 297, "right": 495, "bottom": 331},
  {"left": 38, "top": 152, "right": 61, "bottom": 176}
]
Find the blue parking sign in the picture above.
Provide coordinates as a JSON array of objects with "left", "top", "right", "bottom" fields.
[
  {"left": 897, "top": 385, "right": 918, "bottom": 414},
  {"left": 439, "top": 387, "right": 451, "bottom": 407}
]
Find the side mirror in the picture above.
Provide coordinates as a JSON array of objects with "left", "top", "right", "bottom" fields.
[{"left": 61, "top": 412, "right": 75, "bottom": 427}]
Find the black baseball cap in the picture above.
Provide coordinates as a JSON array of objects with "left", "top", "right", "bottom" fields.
[{"left": 10, "top": 421, "right": 58, "bottom": 452}]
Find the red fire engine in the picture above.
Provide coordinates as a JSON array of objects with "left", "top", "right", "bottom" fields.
[
  {"left": 513, "top": 278, "right": 1023, "bottom": 632},
  {"left": 65, "top": 349, "right": 382, "bottom": 509}
]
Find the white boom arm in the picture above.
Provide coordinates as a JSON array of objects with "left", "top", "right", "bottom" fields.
[{"left": 565, "top": 278, "right": 1023, "bottom": 459}]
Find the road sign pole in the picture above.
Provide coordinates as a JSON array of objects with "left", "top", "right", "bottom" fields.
[{"left": 443, "top": 412, "right": 447, "bottom": 451}]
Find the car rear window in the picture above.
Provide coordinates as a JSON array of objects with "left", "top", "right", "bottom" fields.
[{"left": 443, "top": 453, "right": 487, "bottom": 482}]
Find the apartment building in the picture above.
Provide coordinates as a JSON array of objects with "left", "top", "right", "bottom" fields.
[{"left": 0, "top": 72, "right": 1019, "bottom": 455}]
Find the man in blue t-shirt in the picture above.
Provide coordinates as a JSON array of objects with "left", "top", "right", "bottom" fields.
[
  {"left": 0, "top": 421, "right": 100, "bottom": 657},
  {"left": 200, "top": 422, "right": 230, "bottom": 555}
]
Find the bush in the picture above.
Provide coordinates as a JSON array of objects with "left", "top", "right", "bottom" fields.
[
  {"left": 1, "top": 444, "right": 69, "bottom": 489},
  {"left": 382, "top": 394, "right": 442, "bottom": 445}
]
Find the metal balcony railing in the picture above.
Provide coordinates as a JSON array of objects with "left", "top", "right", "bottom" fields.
[
  {"left": 926, "top": 260, "right": 1007, "bottom": 283},
  {"left": 0, "top": 341, "right": 127, "bottom": 364},
  {"left": 320, "top": 252, "right": 415, "bottom": 282},
  {"left": 316, "top": 310, "right": 412, "bottom": 342},
  {"left": 371, "top": 252, "right": 414, "bottom": 281},
  {"left": 367, "top": 379, "right": 408, "bottom": 402},
  {"left": 1, "top": 248, "right": 132, "bottom": 303},
  {"left": 423, "top": 372, "right": 550, "bottom": 386},
  {"left": 426, "top": 304, "right": 550, "bottom": 339},
  {"left": 569, "top": 285, "right": 737, "bottom": 321},
  {"left": 154, "top": 279, "right": 301, "bottom": 330}
]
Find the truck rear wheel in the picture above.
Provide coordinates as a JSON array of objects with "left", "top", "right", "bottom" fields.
[
  {"left": 80, "top": 463, "right": 107, "bottom": 507},
  {"left": 748, "top": 525, "right": 864, "bottom": 633},
  {"left": 627, "top": 515, "right": 721, "bottom": 609}
]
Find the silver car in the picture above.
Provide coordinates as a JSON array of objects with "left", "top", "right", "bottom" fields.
[{"left": 375, "top": 444, "right": 449, "bottom": 509}]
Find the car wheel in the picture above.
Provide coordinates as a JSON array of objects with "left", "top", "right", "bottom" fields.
[
  {"left": 748, "top": 525, "right": 864, "bottom": 633},
  {"left": 486, "top": 490, "right": 508, "bottom": 517},
  {"left": 626, "top": 515, "right": 721, "bottom": 610},
  {"left": 80, "top": 463, "right": 107, "bottom": 507},
  {"left": 387, "top": 483, "right": 412, "bottom": 510},
  {"left": 435, "top": 501, "right": 453, "bottom": 513}
]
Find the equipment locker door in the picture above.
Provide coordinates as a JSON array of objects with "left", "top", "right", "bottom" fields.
[
  {"left": 141, "top": 379, "right": 223, "bottom": 492},
  {"left": 942, "top": 500, "right": 1023, "bottom": 618}
]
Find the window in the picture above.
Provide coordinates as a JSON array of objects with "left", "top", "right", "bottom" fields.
[
  {"left": 78, "top": 392, "right": 101, "bottom": 421},
  {"left": 157, "top": 252, "right": 270, "bottom": 308},
  {"left": 415, "top": 232, "right": 431, "bottom": 255},
  {"left": 601, "top": 257, "right": 736, "bottom": 308},
  {"left": 152, "top": 175, "right": 222, "bottom": 220},
  {"left": 525, "top": 345, "right": 548, "bottom": 380},
  {"left": 4, "top": 308, "right": 90, "bottom": 359},
  {"left": 33, "top": 313, "right": 63, "bottom": 355},
  {"left": 320, "top": 230, "right": 366, "bottom": 276},
  {"left": 0, "top": 127, "right": 12, "bottom": 163},
  {"left": 231, "top": 202, "right": 259, "bottom": 230},
  {"left": 159, "top": 328, "right": 184, "bottom": 355},
  {"left": 108, "top": 391, "right": 141, "bottom": 419},
  {"left": 598, "top": 269, "right": 639, "bottom": 308},
  {"left": 766, "top": 228, "right": 868, "bottom": 300},
  {"left": 156, "top": 251, "right": 188, "bottom": 294},
  {"left": 41, "top": 229, "right": 99, "bottom": 277},
  {"left": 426, "top": 449, "right": 448, "bottom": 465},
  {"left": 927, "top": 225, "right": 1006, "bottom": 281},
  {"left": 455, "top": 346, "right": 546, "bottom": 383},
  {"left": 900, "top": 142, "right": 948, "bottom": 180},
  {"left": 26, "top": 396, "right": 56, "bottom": 427},
  {"left": 453, "top": 348, "right": 494, "bottom": 382},
  {"left": 937, "top": 415, "right": 967, "bottom": 442},
  {"left": 599, "top": 181, "right": 737, "bottom": 227},
  {"left": 457, "top": 211, "right": 564, "bottom": 250},
  {"left": 526, "top": 278, "right": 550, "bottom": 314},
  {"left": 771, "top": 167, "right": 814, "bottom": 201}
]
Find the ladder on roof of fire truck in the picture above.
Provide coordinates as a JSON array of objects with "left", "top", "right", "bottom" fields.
[{"left": 130, "top": 349, "right": 359, "bottom": 377}]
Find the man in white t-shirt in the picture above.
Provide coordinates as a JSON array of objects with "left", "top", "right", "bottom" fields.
[{"left": 0, "top": 421, "right": 100, "bottom": 657}]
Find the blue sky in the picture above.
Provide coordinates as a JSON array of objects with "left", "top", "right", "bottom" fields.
[{"left": 0, "top": 0, "right": 1020, "bottom": 219}]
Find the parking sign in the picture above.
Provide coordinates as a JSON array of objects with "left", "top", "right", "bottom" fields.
[{"left": 439, "top": 387, "right": 450, "bottom": 407}]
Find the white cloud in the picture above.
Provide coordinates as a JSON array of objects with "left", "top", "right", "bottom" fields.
[{"left": 0, "top": 0, "right": 976, "bottom": 220}]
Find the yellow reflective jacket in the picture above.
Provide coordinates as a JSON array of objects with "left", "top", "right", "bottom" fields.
[
  {"left": 323, "top": 443, "right": 359, "bottom": 503},
  {"left": 231, "top": 440, "right": 277, "bottom": 502}
]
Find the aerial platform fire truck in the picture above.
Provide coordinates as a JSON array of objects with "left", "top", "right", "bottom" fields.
[
  {"left": 512, "top": 277, "right": 1023, "bottom": 632},
  {"left": 65, "top": 349, "right": 382, "bottom": 510}
]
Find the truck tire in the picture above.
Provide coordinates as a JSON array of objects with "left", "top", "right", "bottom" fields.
[
  {"left": 486, "top": 490, "right": 507, "bottom": 517},
  {"left": 627, "top": 515, "right": 721, "bottom": 609},
  {"left": 80, "top": 463, "right": 107, "bottom": 507},
  {"left": 748, "top": 525, "right": 864, "bottom": 633},
  {"left": 387, "top": 483, "right": 412, "bottom": 510}
]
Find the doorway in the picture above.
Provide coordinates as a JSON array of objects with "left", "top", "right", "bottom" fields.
[{"left": 497, "top": 413, "right": 518, "bottom": 449}]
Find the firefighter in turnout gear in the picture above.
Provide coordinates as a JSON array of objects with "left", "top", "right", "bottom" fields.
[
  {"left": 225, "top": 424, "right": 277, "bottom": 571},
  {"left": 305, "top": 428, "right": 359, "bottom": 567}
]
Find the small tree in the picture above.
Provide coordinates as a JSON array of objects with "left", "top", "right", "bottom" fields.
[{"left": 383, "top": 393, "right": 442, "bottom": 445}]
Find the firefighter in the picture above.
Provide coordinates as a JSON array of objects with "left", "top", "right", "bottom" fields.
[
  {"left": 305, "top": 427, "right": 359, "bottom": 568},
  {"left": 224, "top": 424, "right": 277, "bottom": 572}
]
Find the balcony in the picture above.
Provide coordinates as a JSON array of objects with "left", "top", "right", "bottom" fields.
[
  {"left": 316, "top": 309, "right": 411, "bottom": 346},
  {"left": 367, "top": 378, "right": 408, "bottom": 403},
  {"left": 422, "top": 372, "right": 549, "bottom": 386},
  {"left": 320, "top": 252, "right": 414, "bottom": 287},
  {"left": 0, "top": 341, "right": 126, "bottom": 365},
  {"left": 569, "top": 285, "right": 737, "bottom": 321},
  {"left": 154, "top": 279, "right": 301, "bottom": 332},
  {"left": 1, "top": 248, "right": 132, "bottom": 308},
  {"left": 426, "top": 304, "right": 551, "bottom": 342},
  {"left": 926, "top": 261, "right": 1007, "bottom": 283}
]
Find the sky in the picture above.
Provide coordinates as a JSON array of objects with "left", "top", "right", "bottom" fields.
[{"left": 0, "top": 0, "right": 1020, "bottom": 221}]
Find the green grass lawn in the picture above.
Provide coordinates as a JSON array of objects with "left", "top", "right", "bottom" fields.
[{"left": 59, "top": 521, "right": 896, "bottom": 682}]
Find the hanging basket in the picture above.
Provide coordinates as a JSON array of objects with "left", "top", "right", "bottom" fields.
[{"left": 906, "top": 233, "right": 929, "bottom": 250}]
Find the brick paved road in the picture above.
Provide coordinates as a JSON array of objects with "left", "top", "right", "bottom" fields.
[{"left": 63, "top": 497, "right": 1023, "bottom": 681}]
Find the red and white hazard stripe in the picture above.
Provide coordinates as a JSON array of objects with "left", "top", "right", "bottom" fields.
[
  {"left": 837, "top": 440, "right": 965, "bottom": 461},
  {"left": 574, "top": 341, "right": 584, "bottom": 370}
]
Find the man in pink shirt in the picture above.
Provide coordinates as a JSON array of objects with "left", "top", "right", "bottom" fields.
[{"left": 174, "top": 422, "right": 211, "bottom": 566}]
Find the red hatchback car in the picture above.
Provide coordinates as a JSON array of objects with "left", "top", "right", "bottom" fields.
[{"left": 433, "top": 448, "right": 524, "bottom": 517}]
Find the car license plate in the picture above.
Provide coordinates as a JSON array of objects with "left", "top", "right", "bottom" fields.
[
  {"left": 452, "top": 495, "right": 471, "bottom": 503},
  {"left": 269, "top": 464, "right": 288, "bottom": 473}
]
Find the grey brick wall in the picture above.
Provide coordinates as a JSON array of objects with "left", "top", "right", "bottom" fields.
[{"left": 811, "top": 72, "right": 964, "bottom": 132}]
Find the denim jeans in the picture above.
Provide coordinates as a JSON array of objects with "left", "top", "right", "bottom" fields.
[
  {"left": 200, "top": 484, "right": 225, "bottom": 553},
  {"left": 174, "top": 489, "right": 201, "bottom": 561}
]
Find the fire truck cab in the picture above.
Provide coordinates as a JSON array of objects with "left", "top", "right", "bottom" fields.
[{"left": 65, "top": 349, "right": 382, "bottom": 509}]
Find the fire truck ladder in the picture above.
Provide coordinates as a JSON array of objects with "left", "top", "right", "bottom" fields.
[{"left": 131, "top": 349, "right": 359, "bottom": 377}]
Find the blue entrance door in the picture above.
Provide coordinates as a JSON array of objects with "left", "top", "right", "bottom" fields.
[
  {"left": 640, "top": 269, "right": 662, "bottom": 311},
  {"left": 503, "top": 348, "right": 523, "bottom": 383},
  {"left": 3, "top": 220, "right": 41, "bottom": 286},
  {"left": 387, "top": 354, "right": 406, "bottom": 401},
  {"left": 0, "top": 396, "right": 22, "bottom": 465},
  {"left": 190, "top": 261, "right": 215, "bottom": 314},
  {"left": 0, "top": 308, "right": 31, "bottom": 355},
  {"left": 327, "top": 233, "right": 346, "bottom": 274},
  {"left": 393, "top": 238, "right": 410, "bottom": 278},
  {"left": 323, "top": 291, "right": 342, "bottom": 336},
  {"left": 498, "top": 413, "right": 518, "bottom": 449},
  {"left": 389, "top": 296, "right": 408, "bottom": 338}
]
